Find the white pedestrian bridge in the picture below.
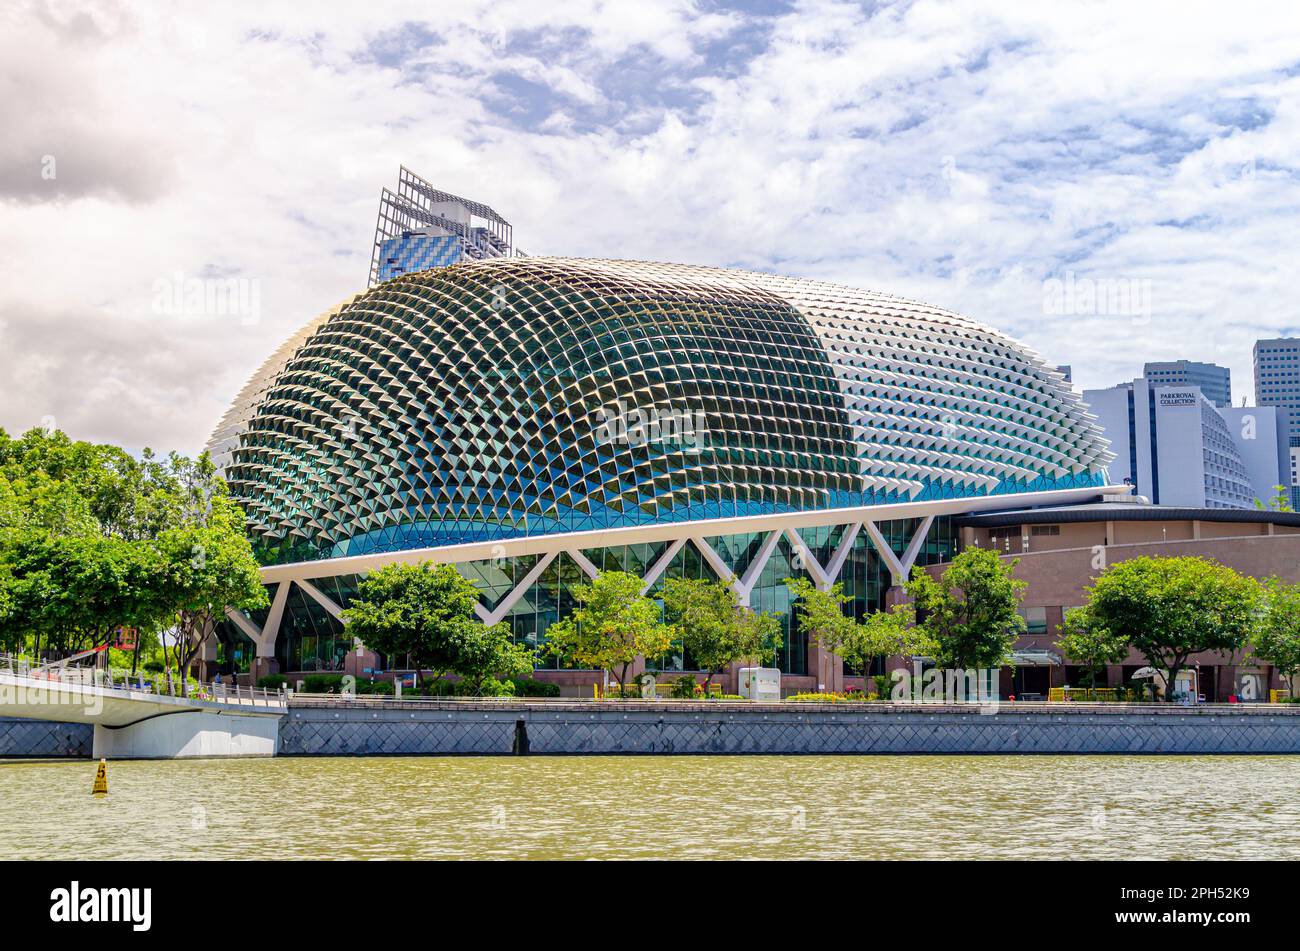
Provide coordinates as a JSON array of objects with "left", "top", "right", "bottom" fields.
[{"left": 0, "top": 656, "right": 286, "bottom": 759}]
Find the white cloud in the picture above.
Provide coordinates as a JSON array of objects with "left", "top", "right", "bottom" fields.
[{"left": 1, "top": 0, "right": 1299, "bottom": 454}]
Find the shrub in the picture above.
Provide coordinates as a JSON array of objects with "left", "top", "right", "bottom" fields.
[
  {"left": 472, "top": 677, "right": 517, "bottom": 697},
  {"left": 510, "top": 678, "right": 561, "bottom": 697},
  {"left": 356, "top": 679, "right": 394, "bottom": 695},
  {"left": 256, "top": 674, "right": 288, "bottom": 689},
  {"left": 303, "top": 674, "right": 346, "bottom": 694},
  {"left": 787, "top": 691, "right": 866, "bottom": 703},
  {"left": 416, "top": 677, "right": 520, "bottom": 697},
  {"left": 670, "top": 675, "right": 698, "bottom": 699},
  {"left": 421, "top": 679, "right": 457, "bottom": 697}
]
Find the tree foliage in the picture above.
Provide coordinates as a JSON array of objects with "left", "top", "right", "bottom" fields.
[
  {"left": 904, "top": 547, "right": 1025, "bottom": 670},
  {"left": 1057, "top": 605, "right": 1129, "bottom": 694},
  {"left": 1254, "top": 485, "right": 1295, "bottom": 513},
  {"left": 1078, "top": 556, "right": 1260, "bottom": 701},
  {"left": 0, "top": 428, "right": 267, "bottom": 684},
  {"left": 785, "top": 577, "right": 933, "bottom": 676},
  {"left": 1252, "top": 576, "right": 1300, "bottom": 696},
  {"left": 661, "top": 576, "right": 782, "bottom": 687},
  {"left": 544, "top": 570, "right": 673, "bottom": 693},
  {"left": 341, "top": 562, "right": 532, "bottom": 688}
]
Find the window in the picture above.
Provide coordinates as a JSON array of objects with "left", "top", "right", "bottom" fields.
[
  {"left": 1030, "top": 524, "right": 1060, "bottom": 536},
  {"left": 1019, "top": 606, "right": 1048, "bottom": 636}
]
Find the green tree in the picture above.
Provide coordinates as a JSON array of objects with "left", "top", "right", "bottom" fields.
[
  {"left": 1252, "top": 576, "right": 1300, "bottom": 698},
  {"left": 784, "top": 578, "right": 857, "bottom": 656},
  {"left": 661, "top": 577, "right": 782, "bottom": 690},
  {"left": 341, "top": 562, "right": 516, "bottom": 687},
  {"left": 1, "top": 533, "right": 166, "bottom": 658},
  {"left": 1057, "top": 605, "right": 1129, "bottom": 698},
  {"left": 448, "top": 620, "right": 535, "bottom": 692},
  {"left": 904, "top": 547, "right": 1025, "bottom": 670},
  {"left": 156, "top": 494, "right": 267, "bottom": 696},
  {"left": 839, "top": 605, "right": 934, "bottom": 679},
  {"left": 1254, "top": 485, "right": 1295, "bottom": 513},
  {"left": 544, "top": 570, "right": 673, "bottom": 695},
  {"left": 785, "top": 578, "right": 933, "bottom": 679},
  {"left": 1081, "top": 556, "right": 1260, "bottom": 702},
  {"left": 0, "top": 429, "right": 251, "bottom": 675}
]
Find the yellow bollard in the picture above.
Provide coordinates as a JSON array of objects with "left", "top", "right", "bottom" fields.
[
  {"left": 593, "top": 682, "right": 599, "bottom": 701},
  {"left": 91, "top": 759, "right": 108, "bottom": 797}
]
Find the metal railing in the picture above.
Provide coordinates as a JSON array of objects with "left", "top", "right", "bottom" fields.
[
  {"left": 284, "top": 689, "right": 1300, "bottom": 710},
  {"left": 0, "top": 653, "right": 287, "bottom": 706}
]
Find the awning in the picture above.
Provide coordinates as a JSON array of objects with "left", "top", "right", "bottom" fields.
[{"left": 1012, "top": 650, "right": 1062, "bottom": 666}]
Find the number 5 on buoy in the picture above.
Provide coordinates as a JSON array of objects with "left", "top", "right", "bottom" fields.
[{"left": 91, "top": 759, "right": 108, "bottom": 797}]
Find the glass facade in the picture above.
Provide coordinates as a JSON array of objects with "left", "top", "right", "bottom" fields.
[
  {"left": 274, "top": 576, "right": 360, "bottom": 673},
  {"left": 250, "top": 518, "right": 955, "bottom": 676},
  {"left": 376, "top": 232, "right": 464, "bottom": 282}
]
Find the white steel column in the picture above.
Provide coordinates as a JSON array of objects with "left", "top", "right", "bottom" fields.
[
  {"left": 863, "top": 515, "right": 935, "bottom": 587},
  {"left": 477, "top": 551, "right": 558, "bottom": 626},
  {"left": 824, "top": 521, "right": 862, "bottom": 581},
  {"left": 639, "top": 538, "right": 687, "bottom": 594},
  {"left": 297, "top": 578, "right": 344, "bottom": 620},
  {"left": 567, "top": 549, "right": 601, "bottom": 580},
  {"left": 257, "top": 581, "right": 292, "bottom": 658},
  {"left": 782, "top": 527, "right": 832, "bottom": 590},
  {"left": 736, "top": 530, "right": 783, "bottom": 605},
  {"left": 689, "top": 537, "right": 743, "bottom": 597}
]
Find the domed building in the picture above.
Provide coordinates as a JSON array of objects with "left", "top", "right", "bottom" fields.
[{"left": 209, "top": 257, "right": 1120, "bottom": 689}]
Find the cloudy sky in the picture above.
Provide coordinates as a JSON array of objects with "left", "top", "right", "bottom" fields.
[{"left": 2, "top": 0, "right": 1298, "bottom": 455}]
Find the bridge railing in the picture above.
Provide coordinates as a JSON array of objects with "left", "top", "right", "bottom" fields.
[{"left": 0, "top": 653, "right": 287, "bottom": 707}]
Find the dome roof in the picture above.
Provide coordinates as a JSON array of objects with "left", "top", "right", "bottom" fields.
[{"left": 209, "top": 258, "right": 1112, "bottom": 564}]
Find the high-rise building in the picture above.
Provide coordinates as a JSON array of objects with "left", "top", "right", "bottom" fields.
[
  {"left": 1221, "top": 405, "right": 1290, "bottom": 509},
  {"left": 1084, "top": 378, "right": 1264, "bottom": 509},
  {"left": 1143, "top": 360, "right": 1232, "bottom": 407},
  {"left": 368, "top": 167, "right": 517, "bottom": 286},
  {"left": 1254, "top": 337, "right": 1300, "bottom": 509}
]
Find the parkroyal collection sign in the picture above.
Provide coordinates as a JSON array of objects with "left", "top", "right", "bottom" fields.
[{"left": 1157, "top": 390, "right": 1199, "bottom": 408}]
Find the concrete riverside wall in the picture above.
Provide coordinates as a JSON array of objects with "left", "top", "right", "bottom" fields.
[
  {"left": 93, "top": 710, "right": 282, "bottom": 759},
  {"left": 0, "top": 716, "right": 92, "bottom": 758},
  {"left": 279, "top": 700, "right": 1300, "bottom": 757}
]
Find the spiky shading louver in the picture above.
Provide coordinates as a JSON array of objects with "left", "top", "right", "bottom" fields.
[{"left": 209, "top": 258, "right": 1112, "bottom": 564}]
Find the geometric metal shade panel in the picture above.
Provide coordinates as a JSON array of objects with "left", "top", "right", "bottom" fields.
[{"left": 210, "top": 258, "right": 1113, "bottom": 565}]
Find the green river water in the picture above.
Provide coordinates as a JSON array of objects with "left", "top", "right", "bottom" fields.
[{"left": 2, "top": 755, "right": 1297, "bottom": 860}]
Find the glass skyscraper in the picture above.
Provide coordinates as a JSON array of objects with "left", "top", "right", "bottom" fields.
[
  {"left": 1143, "top": 360, "right": 1232, "bottom": 408},
  {"left": 1254, "top": 337, "right": 1300, "bottom": 509}
]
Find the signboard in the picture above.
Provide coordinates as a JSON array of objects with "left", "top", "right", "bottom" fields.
[{"left": 1156, "top": 390, "right": 1198, "bottom": 408}]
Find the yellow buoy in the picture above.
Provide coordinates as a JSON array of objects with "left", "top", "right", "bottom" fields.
[{"left": 91, "top": 759, "right": 108, "bottom": 797}]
